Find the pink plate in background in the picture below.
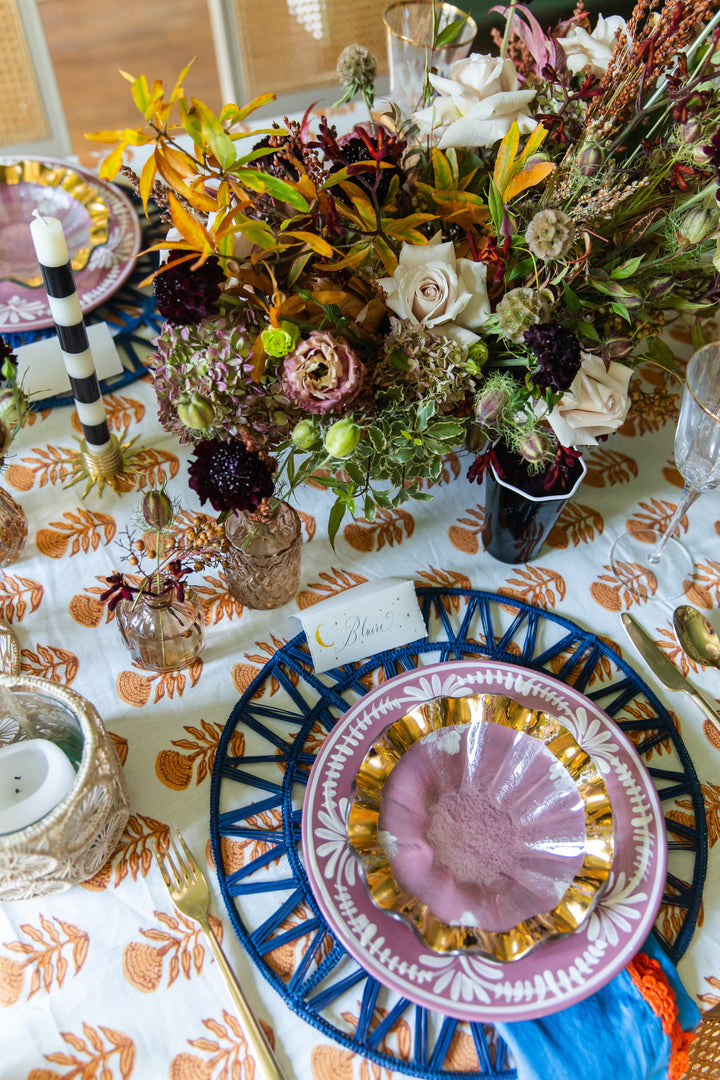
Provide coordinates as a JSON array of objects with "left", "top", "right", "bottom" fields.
[
  {"left": 301, "top": 659, "right": 667, "bottom": 1022},
  {"left": 0, "top": 157, "right": 141, "bottom": 333}
]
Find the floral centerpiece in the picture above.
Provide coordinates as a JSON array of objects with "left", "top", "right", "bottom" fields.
[{"left": 90, "top": 0, "right": 720, "bottom": 543}]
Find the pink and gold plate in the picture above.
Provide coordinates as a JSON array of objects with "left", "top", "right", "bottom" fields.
[
  {"left": 0, "top": 157, "right": 141, "bottom": 333},
  {"left": 301, "top": 659, "right": 667, "bottom": 1022},
  {"left": 347, "top": 691, "right": 615, "bottom": 962}
]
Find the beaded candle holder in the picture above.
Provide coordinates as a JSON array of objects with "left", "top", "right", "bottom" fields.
[{"left": 0, "top": 673, "right": 129, "bottom": 900}]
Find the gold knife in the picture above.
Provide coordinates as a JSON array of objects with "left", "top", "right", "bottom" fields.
[{"left": 621, "top": 612, "right": 720, "bottom": 734}]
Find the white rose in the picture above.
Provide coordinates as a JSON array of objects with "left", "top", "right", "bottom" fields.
[
  {"left": 558, "top": 15, "right": 627, "bottom": 78},
  {"left": 544, "top": 354, "right": 632, "bottom": 446},
  {"left": 377, "top": 234, "right": 490, "bottom": 346},
  {"left": 412, "top": 54, "right": 537, "bottom": 150}
]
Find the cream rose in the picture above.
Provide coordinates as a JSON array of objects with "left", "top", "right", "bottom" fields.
[
  {"left": 558, "top": 15, "right": 627, "bottom": 78},
  {"left": 377, "top": 234, "right": 490, "bottom": 346},
  {"left": 412, "top": 54, "right": 537, "bottom": 149},
  {"left": 544, "top": 354, "right": 632, "bottom": 446}
]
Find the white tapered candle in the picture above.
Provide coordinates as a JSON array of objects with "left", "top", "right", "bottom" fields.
[{"left": 29, "top": 212, "right": 111, "bottom": 452}]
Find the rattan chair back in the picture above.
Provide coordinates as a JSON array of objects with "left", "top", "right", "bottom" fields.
[
  {"left": 0, "top": 0, "right": 71, "bottom": 156},
  {"left": 208, "top": 0, "right": 388, "bottom": 106}
]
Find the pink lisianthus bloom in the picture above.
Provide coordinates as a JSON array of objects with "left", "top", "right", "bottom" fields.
[{"left": 282, "top": 331, "right": 365, "bottom": 414}]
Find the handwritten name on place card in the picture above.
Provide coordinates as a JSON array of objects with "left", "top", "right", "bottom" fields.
[{"left": 293, "top": 578, "right": 427, "bottom": 673}]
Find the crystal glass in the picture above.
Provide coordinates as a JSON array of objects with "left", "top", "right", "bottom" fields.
[
  {"left": 611, "top": 343, "right": 720, "bottom": 599},
  {"left": 115, "top": 580, "right": 205, "bottom": 672},
  {"left": 224, "top": 500, "right": 301, "bottom": 610},
  {"left": 0, "top": 486, "right": 27, "bottom": 568},
  {"left": 384, "top": 1, "right": 477, "bottom": 117}
]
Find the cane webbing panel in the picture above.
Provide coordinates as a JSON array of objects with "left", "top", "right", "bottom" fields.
[
  {"left": 230, "top": 0, "right": 388, "bottom": 98},
  {"left": 687, "top": 1018, "right": 720, "bottom": 1078},
  {"left": 0, "top": 0, "right": 51, "bottom": 145}
]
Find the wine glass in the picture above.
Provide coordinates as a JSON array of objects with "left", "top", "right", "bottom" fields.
[{"left": 610, "top": 342, "right": 720, "bottom": 600}]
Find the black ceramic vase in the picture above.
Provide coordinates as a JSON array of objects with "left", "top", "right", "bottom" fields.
[{"left": 482, "top": 455, "right": 587, "bottom": 564}]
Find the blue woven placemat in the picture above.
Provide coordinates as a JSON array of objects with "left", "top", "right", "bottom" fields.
[{"left": 210, "top": 587, "right": 707, "bottom": 1079}]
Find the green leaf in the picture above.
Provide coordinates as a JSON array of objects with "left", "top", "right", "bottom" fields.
[
  {"left": 487, "top": 178, "right": 504, "bottom": 236},
  {"left": 416, "top": 400, "right": 435, "bottom": 432},
  {"left": 327, "top": 498, "right": 347, "bottom": 550},
  {"left": 434, "top": 16, "right": 469, "bottom": 47},
  {"left": 563, "top": 282, "right": 581, "bottom": 314},
  {"left": 610, "top": 255, "right": 644, "bottom": 279},
  {"left": 192, "top": 99, "right": 236, "bottom": 170},
  {"left": 233, "top": 169, "right": 309, "bottom": 211},
  {"left": 407, "top": 489, "right": 434, "bottom": 501},
  {"left": 581, "top": 321, "right": 600, "bottom": 342},
  {"left": 344, "top": 461, "right": 366, "bottom": 488},
  {"left": 235, "top": 218, "right": 277, "bottom": 250},
  {"left": 364, "top": 495, "right": 377, "bottom": 522},
  {"left": 367, "top": 426, "right": 386, "bottom": 452},
  {"left": 426, "top": 421, "right": 464, "bottom": 440},
  {"left": 610, "top": 301, "right": 632, "bottom": 323},
  {"left": 130, "top": 74, "right": 151, "bottom": 114},
  {"left": 647, "top": 335, "right": 676, "bottom": 368},
  {"left": 691, "top": 319, "right": 708, "bottom": 351}
]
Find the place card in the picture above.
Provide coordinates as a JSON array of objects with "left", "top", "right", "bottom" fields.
[
  {"left": 292, "top": 578, "right": 427, "bottom": 673},
  {"left": 14, "top": 322, "right": 124, "bottom": 399}
]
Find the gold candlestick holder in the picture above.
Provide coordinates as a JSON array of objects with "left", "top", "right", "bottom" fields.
[{"left": 64, "top": 431, "right": 144, "bottom": 497}]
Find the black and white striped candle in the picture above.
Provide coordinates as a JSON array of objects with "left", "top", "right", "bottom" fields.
[{"left": 29, "top": 212, "right": 111, "bottom": 452}]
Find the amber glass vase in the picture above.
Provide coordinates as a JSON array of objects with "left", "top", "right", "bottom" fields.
[
  {"left": 115, "top": 579, "right": 205, "bottom": 672},
  {"left": 0, "top": 486, "right": 27, "bottom": 568},
  {"left": 224, "top": 500, "right": 301, "bottom": 609}
]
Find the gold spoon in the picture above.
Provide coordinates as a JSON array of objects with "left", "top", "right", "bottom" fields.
[{"left": 673, "top": 606, "right": 720, "bottom": 669}]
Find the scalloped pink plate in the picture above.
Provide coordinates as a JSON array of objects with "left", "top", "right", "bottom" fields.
[
  {"left": 0, "top": 157, "right": 141, "bottom": 333},
  {"left": 302, "top": 659, "right": 666, "bottom": 1022}
]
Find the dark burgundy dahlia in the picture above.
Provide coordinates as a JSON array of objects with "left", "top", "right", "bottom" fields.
[
  {"left": 524, "top": 321, "right": 581, "bottom": 394},
  {"left": 154, "top": 252, "right": 226, "bottom": 326},
  {"left": 187, "top": 438, "right": 275, "bottom": 515}
]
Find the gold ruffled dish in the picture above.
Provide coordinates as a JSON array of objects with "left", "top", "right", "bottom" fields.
[
  {"left": 347, "top": 692, "right": 614, "bottom": 963},
  {"left": 0, "top": 159, "right": 110, "bottom": 286}
]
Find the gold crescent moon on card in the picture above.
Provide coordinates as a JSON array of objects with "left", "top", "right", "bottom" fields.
[{"left": 315, "top": 625, "right": 334, "bottom": 648}]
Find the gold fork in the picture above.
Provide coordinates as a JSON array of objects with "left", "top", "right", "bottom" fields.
[{"left": 157, "top": 831, "right": 289, "bottom": 1080}]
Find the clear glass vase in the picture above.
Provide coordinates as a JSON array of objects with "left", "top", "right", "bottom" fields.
[
  {"left": 224, "top": 500, "right": 301, "bottom": 609},
  {"left": 115, "top": 579, "right": 205, "bottom": 672},
  {"left": 0, "top": 486, "right": 27, "bottom": 568}
]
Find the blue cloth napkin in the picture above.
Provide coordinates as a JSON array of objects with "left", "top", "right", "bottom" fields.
[{"left": 496, "top": 935, "right": 701, "bottom": 1080}]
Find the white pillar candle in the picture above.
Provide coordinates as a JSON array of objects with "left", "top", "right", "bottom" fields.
[
  {"left": 0, "top": 738, "right": 77, "bottom": 834},
  {"left": 29, "top": 212, "right": 112, "bottom": 452}
]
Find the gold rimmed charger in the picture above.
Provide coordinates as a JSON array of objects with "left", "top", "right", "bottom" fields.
[
  {"left": 347, "top": 692, "right": 614, "bottom": 963},
  {"left": 0, "top": 159, "right": 110, "bottom": 284}
]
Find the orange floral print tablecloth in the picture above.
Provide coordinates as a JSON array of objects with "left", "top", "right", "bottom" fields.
[{"left": 1, "top": 355, "right": 719, "bottom": 1080}]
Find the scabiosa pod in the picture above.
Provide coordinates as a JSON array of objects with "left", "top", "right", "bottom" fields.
[
  {"left": 525, "top": 210, "right": 576, "bottom": 261},
  {"left": 495, "top": 288, "right": 550, "bottom": 343}
]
